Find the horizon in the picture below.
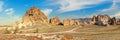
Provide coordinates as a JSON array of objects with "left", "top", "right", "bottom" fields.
[{"left": 0, "top": 0, "right": 120, "bottom": 25}]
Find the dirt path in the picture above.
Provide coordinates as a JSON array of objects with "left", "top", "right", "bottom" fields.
[
  {"left": 65, "top": 26, "right": 81, "bottom": 32},
  {"left": 40, "top": 26, "right": 83, "bottom": 34}
]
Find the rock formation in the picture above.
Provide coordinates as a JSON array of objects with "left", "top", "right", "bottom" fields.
[
  {"left": 74, "top": 21, "right": 80, "bottom": 25},
  {"left": 49, "top": 17, "right": 60, "bottom": 25},
  {"left": 91, "top": 14, "right": 120, "bottom": 26},
  {"left": 117, "top": 20, "right": 120, "bottom": 25},
  {"left": 110, "top": 17, "right": 119, "bottom": 25},
  {"left": 63, "top": 19, "right": 69, "bottom": 26},
  {"left": 14, "top": 6, "right": 48, "bottom": 28},
  {"left": 63, "top": 19, "right": 75, "bottom": 26},
  {"left": 91, "top": 14, "right": 111, "bottom": 26},
  {"left": 91, "top": 16, "right": 96, "bottom": 22},
  {"left": 69, "top": 19, "right": 75, "bottom": 25}
]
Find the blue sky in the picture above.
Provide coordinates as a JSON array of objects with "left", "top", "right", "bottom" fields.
[{"left": 0, "top": 0, "right": 120, "bottom": 25}]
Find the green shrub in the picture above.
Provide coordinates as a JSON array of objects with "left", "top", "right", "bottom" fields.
[
  {"left": 3, "top": 28, "right": 11, "bottom": 34},
  {"left": 34, "top": 28, "right": 39, "bottom": 33}
]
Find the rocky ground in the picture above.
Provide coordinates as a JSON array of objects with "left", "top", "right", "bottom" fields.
[
  {"left": 0, "top": 34, "right": 42, "bottom": 40},
  {"left": 0, "top": 25, "right": 120, "bottom": 40}
]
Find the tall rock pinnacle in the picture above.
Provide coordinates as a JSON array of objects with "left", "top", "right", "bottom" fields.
[{"left": 17, "top": 6, "right": 48, "bottom": 28}]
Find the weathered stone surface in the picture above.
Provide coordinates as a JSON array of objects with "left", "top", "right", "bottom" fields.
[
  {"left": 117, "top": 19, "right": 120, "bottom": 25},
  {"left": 111, "top": 17, "right": 118, "bottom": 25},
  {"left": 74, "top": 21, "right": 80, "bottom": 25},
  {"left": 69, "top": 19, "right": 75, "bottom": 25},
  {"left": 63, "top": 19, "right": 70, "bottom": 26},
  {"left": 63, "top": 19, "right": 74, "bottom": 26},
  {"left": 96, "top": 14, "right": 111, "bottom": 22},
  {"left": 91, "top": 14, "right": 120, "bottom": 26},
  {"left": 91, "top": 14, "right": 111, "bottom": 26},
  {"left": 49, "top": 17, "right": 60, "bottom": 25},
  {"left": 15, "top": 6, "right": 48, "bottom": 28},
  {"left": 91, "top": 16, "right": 96, "bottom": 22}
]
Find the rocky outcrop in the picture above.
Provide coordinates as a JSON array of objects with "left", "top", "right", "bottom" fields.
[
  {"left": 63, "top": 19, "right": 70, "bottom": 26},
  {"left": 91, "top": 14, "right": 111, "bottom": 26},
  {"left": 63, "top": 19, "right": 75, "bottom": 26},
  {"left": 110, "top": 17, "right": 119, "bottom": 25},
  {"left": 49, "top": 17, "right": 60, "bottom": 25},
  {"left": 69, "top": 19, "right": 75, "bottom": 25},
  {"left": 116, "top": 19, "right": 120, "bottom": 25},
  {"left": 74, "top": 21, "right": 80, "bottom": 25},
  {"left": 91, "top": 14, "right": 120, "bottom": 26},
  {"left": 96, "top": 14, "right": 111, "bottom": 22},
  {"left": 15, "top": 6, "right": 48, "bottom": 28},
  {"left": 91, "top": 16, "right": 96, "bottom": 22}
]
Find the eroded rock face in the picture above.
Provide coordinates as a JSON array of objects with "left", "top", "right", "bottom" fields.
[
  {"left": 63, "top": 19, "right": 69, "bottom": 26},
  {"left": 15, "top": 6, "right": 48, "bottom": 28},
  {"left": 91, "top": 16, "right": 96, "bottom": 22},
  {"left": 91, "top": 14, "right": 111, "bottom": 26},
  {"left": 74, "top": 21, "right": 80, "bottom": 25},
  {"left": 63, "top": 19, "right": 75, "bottom": 26},
  {"left": 96, "top": 14, "right": 111, "bottom": 22},
  {"left": 111, "top": 17, "right": 118, "bottom": 25},
  {"left": 69, "top": 19, "right": 75, "bottom": 25},
  {"left": 49, "top": 17, "right": 60, "bottom": 25},
  {"left": 91, "top": 14, "right": 120, "bottom": 26}
]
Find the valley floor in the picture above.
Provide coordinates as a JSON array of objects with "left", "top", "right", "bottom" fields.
[{"left": 0, "top": 25, "right": 120, "bottom": 40}]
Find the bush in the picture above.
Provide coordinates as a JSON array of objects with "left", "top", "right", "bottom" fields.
[
  {"left": 34, "top": 28, "right": 39, "bottom": 33},
  {"left": 3, "top": 28, "right": 11, "bottom": 34}
]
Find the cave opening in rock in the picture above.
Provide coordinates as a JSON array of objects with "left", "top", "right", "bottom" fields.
[{"left": 29, "top": 14, "right": 33, "bottom": 16}]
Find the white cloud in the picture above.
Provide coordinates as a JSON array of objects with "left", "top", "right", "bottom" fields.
[
  {"left": 0, "top": 1, "right": 4, "bottom": 12},
  {"left": 54, "top": 0, "right": 110, "bottom": 13},
  {"left": 99, "top": 0, "right": 120, "bottom": 17},
  {"left": 101, "top": 0, "right": 120, "bottom": 12},
  {"left": 41, "top": 9, "right": 52, "bottom": 16},
  {"left": 5, "top": 8, "right": 15, "bottom": 15},
  {"left": 113, "top": 12, "right": 120, "bottom": 17}
]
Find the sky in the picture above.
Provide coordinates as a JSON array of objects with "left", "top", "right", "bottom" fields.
[{"left": 0, "top": 0, "right": 120, "bottom": 25}]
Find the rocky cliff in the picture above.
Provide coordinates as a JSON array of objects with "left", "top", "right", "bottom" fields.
[{"left": 14, "top": 6, "right": 48, "bottom": 28}]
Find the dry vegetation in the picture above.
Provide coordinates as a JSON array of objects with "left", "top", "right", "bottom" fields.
[{"left": 0, "top": 25, "right": 120, "bottom": 40}]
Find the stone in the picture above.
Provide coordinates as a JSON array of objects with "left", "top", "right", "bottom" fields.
[
  {"left": 63, "top": 19, "right": 74, "bottom": 26},
  {"left": 95, "top": 21, "right": 107, "bottom": 26},
  {"left": 69, "top": 19, "right": 75, "bottom": 25},
  {"left": 92, "top": 14, "right": 111, "bottom": 26},
  {"left": 110, "top": 17, "right": 118, "bottom": 25},
  {"left": 62, "top": 35, "right": 73, "bottom": 40},
  {"left": 49, "top": 17, "right": 60, "bottom": 25},
  {"left": 96, "top": 14, "right": 111, "bottom": 22},
  {"left": 117, "top": 19, "right": 120, "bottom": 25},
  {"left": 15, "top": 6, "right": 48, "bottom": 28},
  {"left": 91, "top": 16, "right": 96, "bottom": 22},
  {"left": 63, "top": 19, "right": 70, "bottom": 26},
  {"left": 74, "top": 21, "right": 80, "bottom": 25}
]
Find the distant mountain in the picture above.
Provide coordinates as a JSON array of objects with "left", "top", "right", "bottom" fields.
[{"left": 73, "top": 18, "right": 91, "bottom": 22}]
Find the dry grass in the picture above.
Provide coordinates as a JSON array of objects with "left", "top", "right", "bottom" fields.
[{"left": 1, "top": 25, "right": 120, "bottom": 40}]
